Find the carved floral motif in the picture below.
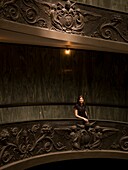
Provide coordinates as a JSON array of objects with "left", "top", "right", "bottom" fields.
[
  {"left": 92, "top": 14, "right": 128, "bottom": 42},
  {"left": 0, "top": 121, "right": 128, "bottom": 167},
  {"left": 0, "top": 0, "right": 128, "bottom": 42}
]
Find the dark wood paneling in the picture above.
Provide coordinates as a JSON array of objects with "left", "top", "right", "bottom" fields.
[{"left": 0, "top": 43, "right": 128, "bottom": 123}]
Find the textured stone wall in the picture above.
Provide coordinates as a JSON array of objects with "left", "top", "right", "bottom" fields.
[{"left": 76, "top": 0, "right": 128, "bottom": 12}]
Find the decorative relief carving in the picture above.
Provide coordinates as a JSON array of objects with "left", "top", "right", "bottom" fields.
[
  {"left": 0, "top": 121, "right": 128, "bottom": 168},
  {"left": 92, "top": 14, "right": 128, "bottom": 42},
  {"left": 0, "top": 123, "right": 66, "bottom": 167},
  {"left": 0, "top": 0, "right": 48, "bottom": 28},
  {"left": 1, "top": 0, "right": 128, "bottom": 43},
  {"left": 69, "top": 124, "right": 120, "bottom": 150},
  {"left": 47, "top": 0, "right": 101, "bottom": 34},
  {"left": 111, "top": 126, "right": 128, "bottom": 151}
]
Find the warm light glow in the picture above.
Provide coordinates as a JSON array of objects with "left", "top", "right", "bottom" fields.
[{"left": 65, "top": 49, "right": 71, "bottom": 55}]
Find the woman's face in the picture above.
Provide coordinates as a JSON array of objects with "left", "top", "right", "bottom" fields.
[{"left": 79, "top": 96, "right": 84, "bottom": 104}]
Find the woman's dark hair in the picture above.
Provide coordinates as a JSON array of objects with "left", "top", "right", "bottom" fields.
[{"left": 77, "top": 95, "right": 85, "bottom": 104}]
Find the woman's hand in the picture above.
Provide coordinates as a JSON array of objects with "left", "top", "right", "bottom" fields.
[{"left": 83, "top": 118, "right": 89, "bottom": 123}]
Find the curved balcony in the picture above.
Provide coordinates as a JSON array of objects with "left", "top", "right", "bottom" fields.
[
  {"left": 0, "top": 0, "right": 128, "bottom": 53},
  {"left": 0, "top": 119, "right": 128, "bottom": 170},
  {"left": 0, "top": 1, "right": 128, "bottom": 169}
]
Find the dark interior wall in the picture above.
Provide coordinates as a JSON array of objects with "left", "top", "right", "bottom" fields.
[
  {"left": 26, "top": 158, "right": 128, "bottom": 170},
  {"left": 0, "top": 43, "right": 128, "bottom": 123},
  {"left": 76, "top": 0, "right": 128, "bottom": 12}
]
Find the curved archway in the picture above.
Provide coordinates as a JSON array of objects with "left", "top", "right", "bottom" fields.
[
  {"left": 27, "top": 158, "right": 128, "bottom": 170},
  {"left": 1, "top": 150, "right": 128, "bottom": 170}
]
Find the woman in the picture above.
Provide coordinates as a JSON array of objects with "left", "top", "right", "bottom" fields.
[
  {"left": 73, "top": 95, "right": 89, "bottom": 126},
  {"left": 74, "top": 95, "right": 96, "bottom": 130}
]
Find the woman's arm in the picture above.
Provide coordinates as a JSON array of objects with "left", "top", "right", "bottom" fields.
[{"left": 74, "top": 109, "right": 89, "bottom": 123}]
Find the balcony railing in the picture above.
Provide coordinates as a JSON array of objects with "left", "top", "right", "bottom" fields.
[
  {"left": 0, "top": 119, "right": 128, "bottom": 169},
  {"left": 0, "top": 0, "right": 128, "bottom": 53}
]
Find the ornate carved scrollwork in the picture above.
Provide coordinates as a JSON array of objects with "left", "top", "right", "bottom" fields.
[
  {"left": 47, "top": 0, "right": 101, "bottom": 35},
  {"left": 92, "top": 14, "right": 128, "bottom": 42},
  {"left": 1, "top": 0, "right": 128, "bottom": 43},
  {"left": 0, "top": 0, "right": 48, "bottom": 27},
  {"left": 0, "top": 121, "right": 128, "bottom": 168},
  {"left": 69, "top": 124, "right": 120, "bottom": 150}
]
